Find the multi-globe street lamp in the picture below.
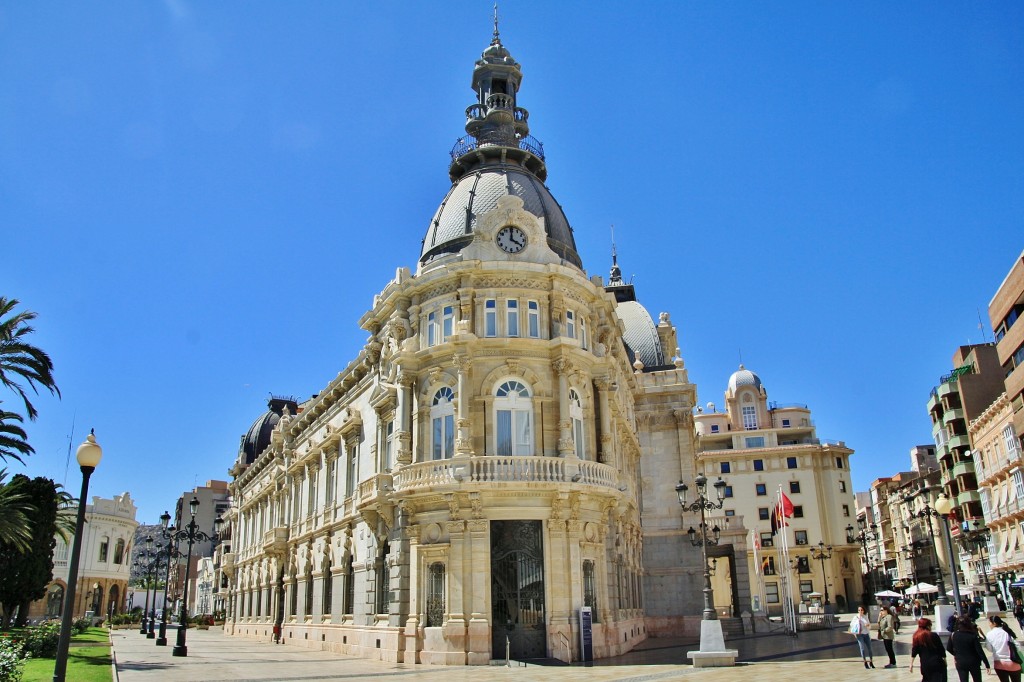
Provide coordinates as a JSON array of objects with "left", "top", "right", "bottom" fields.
[
  {"left": 53, "top": 432, "right": 103, "bottom": 682},
  {"left": 809, "top": 541, "right": 834, "bottom": 605},
  {"left": 167, "top": 496, "right": 222, "bottom": 656},
  {"left": 676, "top": 473, "right": 727, "bottom": 621},
  {"left": 908, "top": 497, "right": 949, "bottom": 606},
  {"left": 156, "top": 511, "right": 176, "bottom": 646},
  {"left": 847, "top": 523, "right": 877, "bottom": 604},
  {"left": 963, "top": 520, "right": 993, "bottom": 596}
]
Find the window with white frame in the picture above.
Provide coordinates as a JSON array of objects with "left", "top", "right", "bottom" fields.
[
  {"left": 528, "top": 301, "right": 540, "bottom": 338},
  {"left": 506, "top": 299, "right": 519, "bottom": 337},
  {"left": 799, "top": 580, "right": 814, "bottom": 600},
  {"left": 981, "top": 488, "right": 991, "bottom": 519},
  {"left": 766, "top": 582, "right": 779, "bottom": 602},
  {"left": 566, "top": 310, "right": 576, "bottom": 339},
  {"left": 495, "top": 380, "right": 533, "bottom": 456},
  {"left": 484, "top": 299, "right": 497, "bottom": 337},
  {"left": 742, "top": 405, "right": 757, "bottom": 430},
  {"left": 569, "top": 388, "right": 585, "bottom": 459},
  {"left": 427, "top": 311, "right": 437, "bottom": 347},
  {"left": 431, "top": 387, "right": 455, "bottom": 460},
  {"left": 346, "top": 445, "right": 357, "bottom": 497},
  {"left": 383, "top": 420, "right": 395, "bottom": 470},
  {"left": 55, "top": 539, "right": 68, "bottom": 562},
  {"left": 1013, "top": 469, "right": 1024, "bottom": 499},
  {"left": 442, "top": 305, "right": 454, "bottom": 341},
  {"left": 1006, "top": 426, "right": 1023, "bottom": 463}
]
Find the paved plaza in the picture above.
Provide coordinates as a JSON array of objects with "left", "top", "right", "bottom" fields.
[{"left": 109, "top": 616, "right": 955, "bottom": 682}]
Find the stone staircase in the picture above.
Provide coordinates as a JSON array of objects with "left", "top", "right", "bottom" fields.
[{"left": 720, "top": 617, "right": 745, "bottom": 639}]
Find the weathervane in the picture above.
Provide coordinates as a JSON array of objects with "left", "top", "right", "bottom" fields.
[{"left": 492, "top": 3, "right": 501, "bottom": 44}]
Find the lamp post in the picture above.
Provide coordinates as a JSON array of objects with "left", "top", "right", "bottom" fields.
[
  {"left": 168, "top": 496, "right": 221, "bottom": 657},
  {"left": 53, "top": 432, "right": 103, "bottom": 682},
  {"left": 933, "top": 494, "right": 962, "bottom": 613},
  {"left": 138, "top": 538, "right": 153, "bottom": 635},
  {"left": 846, "top": 523, "right": 877, "bottom": 603},
  {"left": 909, "top": 498, "right": 949, "bottom": 605},
  {"left": 145, "top": 541, "right": 163, "bottom": 639},
  {"left": 676, "top": 473, "right": 727, "bottom": 620},
  {"left": 809, "top": 541, "right": 834, "bottom": 605},
  {"left": 156, "top": 511, "right": 174, "bottom": 646},
  {"left": 964, "top": 520, "right": 993, "bottom": 596}
]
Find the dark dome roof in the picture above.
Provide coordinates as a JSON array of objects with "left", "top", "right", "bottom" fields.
[
  {"left": 420, "top": 167, "right": 581, "bottom": 268},
  {"left": 239, "top": 397, "right": 297, "bottom": 465},
  {"left": 617, "top": 300, "right": 666, "bottom": 368}
]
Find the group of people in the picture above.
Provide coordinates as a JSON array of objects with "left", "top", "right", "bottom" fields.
[{"left": 850, "top": 605, "right": 1023, "bottom": 682}]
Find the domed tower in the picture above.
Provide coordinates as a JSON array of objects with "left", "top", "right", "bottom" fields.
[{"left": 420, "top": 28, "right": 582, "bottom": 270}]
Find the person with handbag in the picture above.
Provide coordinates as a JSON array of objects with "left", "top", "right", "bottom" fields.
[
  {"left": 877, "top": 606, "right": 898, "bottom": 668},
  {"left": 947, "top": 615, "right": 990, "bottom": 682},
  {"left": 851, "top": 605, "right": 875, "bottom": 669},
  {"left": 911, "top": 618, "right": 948, "bottom": 682},
  {"left": 986, "top": 615, "right": 1022, "bottom": 682}
]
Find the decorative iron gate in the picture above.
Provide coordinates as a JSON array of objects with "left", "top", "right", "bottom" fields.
[{"left": 491, "top": 520, "right": 546, "bottom": 659}]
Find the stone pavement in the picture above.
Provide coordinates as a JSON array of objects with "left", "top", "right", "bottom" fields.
[{"left": 106, "top": 617, "right": 945, "bottom": 682}]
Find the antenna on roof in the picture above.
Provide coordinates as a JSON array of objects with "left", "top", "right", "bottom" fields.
[
  {"left": 739, "top": 348, "right": 744, "bottom": 366},
  {"left": 977, "top": 308, "right": 989, "bottom": 343}
]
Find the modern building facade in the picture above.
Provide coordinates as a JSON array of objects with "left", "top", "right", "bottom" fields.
[{"left": 692, "top": 367, "right": 858, "bottom": 614}]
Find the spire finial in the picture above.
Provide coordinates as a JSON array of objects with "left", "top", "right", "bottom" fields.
[
  {"left": 608, "top": 224, "right": 623, "bottom": 285},
  {"left": 492, "top": 3, "right": 501, "bottom": 45}
]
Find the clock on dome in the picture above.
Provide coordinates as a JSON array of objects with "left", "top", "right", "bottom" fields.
[{"left": 496, "top": 226, "right": 527, "bottom": 254}]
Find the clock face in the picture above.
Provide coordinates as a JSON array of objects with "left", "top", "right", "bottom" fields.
[{"left": 496, "top": 226, "right": 527, "bottom": 254}]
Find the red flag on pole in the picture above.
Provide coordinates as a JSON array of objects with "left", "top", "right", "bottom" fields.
[{"left": 771, "top": 492, "right": 795, "bottom": 536}]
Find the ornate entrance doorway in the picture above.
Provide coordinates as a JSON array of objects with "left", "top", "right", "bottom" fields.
[{"left": 491, "top": 520, "right": 546, "bottom": 659}]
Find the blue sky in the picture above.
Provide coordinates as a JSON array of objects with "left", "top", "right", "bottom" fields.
[{"left": 2, "top": 2, "right": 1021, "bottom": 525}]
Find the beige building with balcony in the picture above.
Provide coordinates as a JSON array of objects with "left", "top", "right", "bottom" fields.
[
  {"left": 990, "top": 251, "right": 1024, "bottom": 445},
  {"left": 693, "top": 367, "right": 858, "bottom": 614},
  {"left": 221, "top": 31, "right": 709, "bottom": 665}
]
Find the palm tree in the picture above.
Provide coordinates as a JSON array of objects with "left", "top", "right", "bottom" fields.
[
  {"left": 0, "top": 405, "right": 34, "bottom": 464},
  {"left": 0, "top": 297, "right": 60, "bottom": 422},
  {"left": 0, "top": 469, "right": 32, "bottom": 552}
]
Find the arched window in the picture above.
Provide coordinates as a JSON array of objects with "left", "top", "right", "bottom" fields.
[
  {"left": 322, "top": 555, "right": 333, "bottom": 616},
  {"left": 113, "top": 539, "right": 126, "bottom": 564},
  {"left": 495, "top": 380, "right": 533, "bottom": 456},
  {"left": 569, "top": 389, "right": 586, "bottom": 459},
  {"left": 431, "top": 387, "right": 456, "bottom": 460}
]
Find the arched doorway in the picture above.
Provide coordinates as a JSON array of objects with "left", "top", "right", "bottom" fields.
[
  {"left": 91, "top": 584, "right": 104, "bottom": 614},
  {"left": 108, "top": 584, "right": 120, "bottom": 616},
  {"left": 46, "top": 584, "right": 65, "bottom": 619}
]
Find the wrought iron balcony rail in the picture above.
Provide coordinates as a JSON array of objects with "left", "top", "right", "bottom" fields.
[{"left": 450, "top": 132, "right": 545, "bottom": 161}]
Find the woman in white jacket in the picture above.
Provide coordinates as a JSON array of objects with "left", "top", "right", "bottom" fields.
[
  {"left": 986, "top": 615, "right": 1022, "bottom": 682},
  {"left": 850, "top": 605, "right": 875, "bottom": 669}
]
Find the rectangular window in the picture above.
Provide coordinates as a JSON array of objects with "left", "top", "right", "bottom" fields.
[
  {"left": 760, "top": 531, "right": 774, "bottom": 548},
  {"left": 723, "top": 485, "right": 734, "bottom": 498},
  {"left": 763, "top": 556, "right": 777, "bottom": 576},
  {"left": 745, "top": 436, "right": 765, "bottom": 448},
  {"left": 442, "top": 305, "right": 454, "bottom": 341},
  {"left": 754, "top": 459, "right": 764, "bottom": 471},
  {"left": 782, "top": 418, "right": 791, "bottom": 428},
  {"left": 711, "top": 424, "right": 720, "bottom": 433},
  {"left": 742, "top": 406, "right": 757, "bottom": 430},
  {"left": 580, "top": 316, "right": 588, "bottom": 349},
  {"left": 325, "top": 458, "right": 335, "bottom": 505},
  {"left": 506, "top": 299, "right": 519, "bottom": 337},
  {"left": 724, "top": 509, "right": 735, "bottom": 517},
  {"left": 427, "top": 311, "right": 437, "bottom": 346},
  {"left": 839, "top": 480, "right": 847, "bottom": 493},
  {"left": 796, "top": 556, "right": 811, "bottom": 573},
  {"left": 843, "top": 504, "right": 850, "bottom": 517},
  {"left": 1013, "top": 469, "right": 1024, "bottom": 499},
  {"left": 528, "top": 301, "right": 540, "bottom": 338},
  {"left": 836, "top": 456, "right": 844, "bottom": 469},
  {"left": 1006, "top": 426, "right": 1023, "bottom": 463},
  {"left": 793, "top": 505, "right": 804, "bottom": 518},
  {"left": 426, "top": 563, "right": 446, "bottom": 627},
  {"left": 98, "top": 541, "right": 108, "bottom": 562},
  {"left": 800, "top": 580, "right": 814, "bottom": 600},
  {"left": 485, "top": 299, "right": 497, "bottom": 337},
  {"left": 566, "top": 310, "right": 576, "bottom": 339},
  {"left": 346, "top": 446, "right": 357, "bottom": 497},
  {"left": 720, "top": 462, "right": 731, "bottom": 474},
  {"left": 766, "top": 582, "right": 779, "bottom": 602},
  {"left": 787, "top": 456, "right": 798, "bottom": 469},
  {"left": 582, "top": 560, "right": 597, "bottom": 622},
  {"left": 795, "top": 530, "right": 808, "bottom": 545},
  {"left": 384, "top": 421, "right": 395, "bottom": 470},
  {"left": 789, "top": 481, "right": 800, "bottom": 494},
  {"left": 756, "top": 483, "right": 767, "bottom": 496},
  {"left": 758, "top": 507, "right": 770, "bottom": 520}
]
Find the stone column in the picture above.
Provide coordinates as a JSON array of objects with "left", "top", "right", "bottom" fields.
[
  {"left": 443, "top": 518, "right": 468, "bottom": 665},
  {"left": 553, "top": 358, "right": 574, "bottom": 457},
  {"left": 396, "top": 370, "right": 414, "bottom": 466},
  {"left": 595, "top": 376, "right": 613, "bottom": 464},
  {"left": 466, "top": 517, "right": 490, "bottom": 665},
  {"left": 454, "top": 354, "right": 473, "bottom": 457},
  {"left": 403, "top": 524, "right": 422, "bottom": 663}
]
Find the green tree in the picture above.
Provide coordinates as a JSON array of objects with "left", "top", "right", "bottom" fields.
[
  {"left": 0, "top": 470, "right": 32, "bottom": 553},
  {"left": 0, "top": 296, "right": 60, "bottom": 424},
  {"left": 0, "top": 475, "right": 63, "bottom": 628},
  {"left": 0, "top": 405, "right": 34, "bottom": 464}
]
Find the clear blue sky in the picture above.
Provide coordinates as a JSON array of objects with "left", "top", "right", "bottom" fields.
[{"left": 2, "top": 2, "right": 1021, "bottom": 525}]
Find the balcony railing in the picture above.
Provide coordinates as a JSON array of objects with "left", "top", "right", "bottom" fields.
[
  {"left": 393, "top": 456, "right": 618, "bottom": 492},
  {"left": 450, "top": 133, "right": 545, "bottom": 161}
]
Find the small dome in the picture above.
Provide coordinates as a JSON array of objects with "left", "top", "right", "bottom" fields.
[
  {"left": 420, "top": 167, "right": 581, "bottom": 268},
  {"left": 239, "top": 397, "right": 297, "bottom": 465},
  {"left": 617, "top": 300, "right": 666, "bottom": 369},
  {"left": 728, "top": 365, "right": 763, "bottom": 394}
]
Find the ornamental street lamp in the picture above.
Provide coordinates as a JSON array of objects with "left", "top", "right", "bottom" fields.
[
  {"left": 144, "top": 541, "right": 164, "bottom": 639},
  {"left": 676, "top": 473, "right": 727, "bottom": 620},
  {"left": 933, "top": 494, "right": 963, "bottom": 613},
  {"left": 138, "top": 538, "right": 154, "bottom": 635},
  {"left": 809, "top": 541, "right": 834, "bottom": 605},
  {"left": 53, "top": 431, "right": 103, "bottom": 682},
  {"left": 909, "top": 498, "right": 949, "bottom": 605},
  {"left": 168, "top": 497, "right": 222, "bottom": 657},
  {"left": 846, "top": 523, "right": 877, "bottom": 604},
  {"left": 963, "top": 520, "right": 993, "bottom": 596},
  {"left": 156, "top": 511, "right": 175, "bottom": 646}
]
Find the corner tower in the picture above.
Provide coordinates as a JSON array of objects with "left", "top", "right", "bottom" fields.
[{"left": 420, "top": 32, "right": 582, "bottom": 270}]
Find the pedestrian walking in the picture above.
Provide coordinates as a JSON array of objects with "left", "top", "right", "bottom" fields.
[
  {"left": 986, "top": 615, "right": 1022, "bottom": 682},
  {"left": 910, "top": 617, "right": 948, "bottom": 682},
  {"left": 1013, "top": 600, "right": 1024, "bottom": 631},
  {"left": 914, "top": 599, "right": 925, "bottom": 619},
  {"left": 946, "top": 615, "right": 990, "bottom": 682},
  {"left": 877, "top": 605, "right": 898, "bottom": 668},
  {"left": 850, "top": 605, "right": 875, "bottom": 669}
]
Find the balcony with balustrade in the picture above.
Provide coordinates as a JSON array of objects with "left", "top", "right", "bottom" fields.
[{"left": 392, "top": 455, "right": 619, "bottom": 495}]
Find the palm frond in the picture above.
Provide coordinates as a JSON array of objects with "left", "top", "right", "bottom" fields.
[
  {"left": 0, "top": 407, "right": 34, "bottom": 464},
  {"left": 0, "top": 297, "right": 60, "bottom": 422},
  {"left": 0, "top": 468, "right": 33, "bottom": 552}
]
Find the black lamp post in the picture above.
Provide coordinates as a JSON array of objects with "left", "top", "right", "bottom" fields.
[
  {"left": 847, "top": 523, "right": 877, "bottom": 603},
  {"left": 145, "top": 541, "right": 163, "bottom": 639},
  {"left": 964, "top": 520, "right": 993, "bottom": 596},
  {"left": 156, "top": 511, "right": 174, "bottom": 646},
  {"left": 53, "top": 432, "right": 103, "bottom": 682},
  {"left": 138, "top": 538, "right": 154, "bottom": 634},
  {"left": 676, "top": 473, "right": 727, "bottom": 621},
  {"left": 909, "top": 500, "right": 949, "bottom": 605},
  {"left": 168, "top": 496, "right": 221, "bottom": 657},
  {"left": 809, "top": 541, "right": 834, "bottom": 605}
]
